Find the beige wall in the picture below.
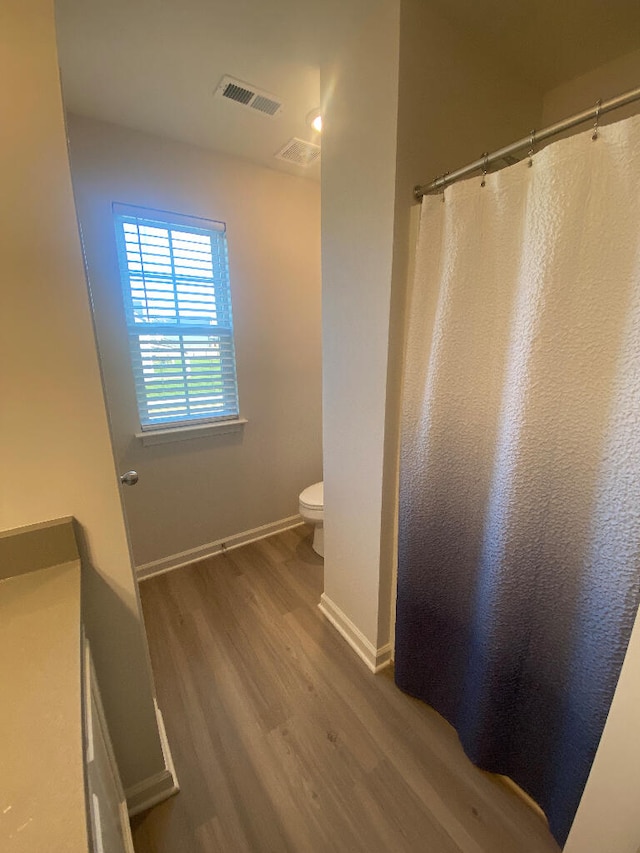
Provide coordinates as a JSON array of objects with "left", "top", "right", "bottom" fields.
[
  {"left": 320, "top": 0, "right": 542, "bottom": 654},
  {"left": 543, "top": 52, "right": 640, "bottom": 853},
  {"left": 0, "top": 0, "right": 164, "bottom": 788},
  {"left": 543, "top": 47, "right": 640, "bottom": 125},
  {"left": 382, "top": 0, "right": 543, "bottom": 647},
  {"left": 320, "top": 0, "right": 401, "bottom": 648},
  {"left": 67, "top": 115, "right": 323, "bottom": 569},
  {"left": 564, "top": 607, "right": 640, "bottom": 852}
]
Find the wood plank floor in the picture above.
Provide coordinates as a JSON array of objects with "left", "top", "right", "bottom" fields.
[{"left": 132, "top": 526, "right": 560, "bottom": 853}]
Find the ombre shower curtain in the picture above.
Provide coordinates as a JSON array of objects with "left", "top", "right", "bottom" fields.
[{"left": 396, "top": 114, "right": 640, "bottom": 846}]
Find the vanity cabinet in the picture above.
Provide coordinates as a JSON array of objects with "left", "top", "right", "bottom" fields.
[{"left": 0, "top": 517, "right": 134, "bottom": 853}]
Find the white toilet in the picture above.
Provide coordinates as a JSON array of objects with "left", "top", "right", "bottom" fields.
[{"left": 299, "top": 481, "right": 324, "bottom": 557}]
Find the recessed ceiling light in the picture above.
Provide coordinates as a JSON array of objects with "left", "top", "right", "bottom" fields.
[{"left": 307, "top": 109, "right": 322, "bottom": 133}]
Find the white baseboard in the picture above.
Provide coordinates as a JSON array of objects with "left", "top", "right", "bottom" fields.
[
  {"left": 126, "top": 701, "right": 180, "bottom": 817},
  {"left": 318, "top": 593, "right": 392, "bottom": 674},
  {"left": 137, "top": 516, "right": 305, "bottom": 581}
]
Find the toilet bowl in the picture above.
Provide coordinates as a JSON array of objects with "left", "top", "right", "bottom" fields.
[{"left": 299, "top": 481, "right": 324, "bottom": 557}]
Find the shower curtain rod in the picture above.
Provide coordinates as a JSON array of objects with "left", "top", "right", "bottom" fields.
[{"left": 414, "top": 84, "right": 640, "bottom": 200}]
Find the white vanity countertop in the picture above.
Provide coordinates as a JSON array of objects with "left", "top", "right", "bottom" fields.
[{"left": 0, "top": 524, "right": 88, "bottom": 851}]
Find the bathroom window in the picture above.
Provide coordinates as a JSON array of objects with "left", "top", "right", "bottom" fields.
[{"left": 113, "top": 203, "right": 240, "bottom": 431}]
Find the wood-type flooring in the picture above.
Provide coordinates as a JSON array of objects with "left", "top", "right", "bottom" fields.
[{"left": 131, "top": 525, "right": 560, "bottom": 853}]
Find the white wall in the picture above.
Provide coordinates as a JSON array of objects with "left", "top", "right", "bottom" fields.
[
  {"left": 542, "top": 51, "right": 640, "bottom": 853},
  {"left": 67, "top": 115, "right": 323, "bottom": 569},
  {"left": 0, "top": 0, "right": 164, "bottom": 789},
  {"left": 564, "top": 606, "right": 640, "bottom": 852},
  {"left": 320, "top": 0, "right": 542, "bottom": 656},
  {"left": 320, "top": 0, "right": 401, "bottom": 650},
  {"left": 382, "top": 0, "right": 543, "bottom": 648}
]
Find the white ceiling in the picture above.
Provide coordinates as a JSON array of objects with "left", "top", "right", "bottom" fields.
[
  {"left": 55, "top": 0, "right": 372, "bottom": 181},
  {"left": 55, "top": 0, "right": 640, "bottom": 181}
]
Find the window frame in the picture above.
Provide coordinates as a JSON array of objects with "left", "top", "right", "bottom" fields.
[{"left": 112, "top": 203, "right": 242, "bottom": 436}]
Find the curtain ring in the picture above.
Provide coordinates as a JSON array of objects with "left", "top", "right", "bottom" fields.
[
  {"left": 592, "top": 98, "right": 603, "bottom": 140},
  {"left": 480, "top": 153, "right": 489, "bottom": 187},
  {"left": 528, "top": 129, "right": 536, "bottom": 167},
  {"left": 441, "top": 171, "right": 449, "bottom": 201}
]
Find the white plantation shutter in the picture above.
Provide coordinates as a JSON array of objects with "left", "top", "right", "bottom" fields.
[{"left": 113, "top": 204, "right": 240, "bottom": 430}]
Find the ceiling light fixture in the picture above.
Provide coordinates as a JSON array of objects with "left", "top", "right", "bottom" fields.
[{"left": 307, "top": 109, "right": 322, "bottom": 133}]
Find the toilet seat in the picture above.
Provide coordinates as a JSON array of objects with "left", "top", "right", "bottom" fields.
[{"left": 299, "top": 481, "right": 323, "bottom": 510}]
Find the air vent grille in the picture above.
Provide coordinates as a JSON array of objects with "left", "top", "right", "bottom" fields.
[
  {"left": 251, "top": 95, "right": 281, "bottom": 116},
  {"left": 275, "top": 138, "right": 321, "bottom": 168},
  {"left": 223, "top": 83, "right": 253, "bottom": 105},
  {"left": 215, "top": 75, "right": 283, "bottom": 118}
]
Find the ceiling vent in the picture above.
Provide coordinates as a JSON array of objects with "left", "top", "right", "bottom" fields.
[
  {"left": 214, "top": 75, "right": 282, "bottom": 117},
  {"left": 275, "top": 137, "right": 321, "bottom": 168}
]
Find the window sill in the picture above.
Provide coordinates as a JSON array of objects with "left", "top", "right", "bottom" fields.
[{"left": 135, "top": 418, "right": 247, "bottom": 447}]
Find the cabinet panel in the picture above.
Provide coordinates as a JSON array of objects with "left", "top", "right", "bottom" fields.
[{"left": 84, "top": 640, "right": 135, "bottom": 853}]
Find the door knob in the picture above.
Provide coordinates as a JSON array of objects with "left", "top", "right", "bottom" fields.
[{"left": 120, "top": 470, "right": 139, "bottom": 486}]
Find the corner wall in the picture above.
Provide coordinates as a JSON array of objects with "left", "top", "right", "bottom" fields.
[
  {"left": 542, "top": 47, "right": 640, "bottom": 125},
  {"left": 383, "top": 0, "right": 543, "bottom": 651},
  {"left": 320, "top": 0, "right": 401, "bottom": 654},
  {"left": 320, "top": 0, "right": 542, "bottom": 660},
  {"left": 0, "top": 0, "right": 164, "bottom": 789}
]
